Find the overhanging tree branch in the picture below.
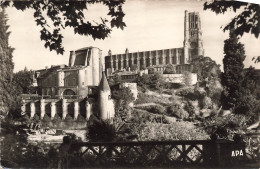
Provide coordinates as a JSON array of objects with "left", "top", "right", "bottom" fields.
[{"left": 1, "top": 0, "right": 126, "bottom": 55}]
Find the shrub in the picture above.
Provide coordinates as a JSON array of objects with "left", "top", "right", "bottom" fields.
[
  {"left": 52, "top": 114, "right": 61, "bottom": 123},
  {"left": 137, "top": 73, "right": 164, "bottom": 91},
  {"left": 76, "top": 114, "right": 86, "bottom": 122},
  {"left": 206, "top": 80, "right": 222, "bottom": 106},
  {"left": 166, "top": 103, "right": 189, "bottom": 119},
  {"left": 132, "top": 122, "right": 209, "bottom": 141},
  {"left": 175, "top": 87, "right": 196, "bottom": 100},
  {"left": 42, "top": 114, "right": 51, "bottom": 122},
  {"left": 184, "top": 101, "right": 197, "bottom": 119},
  {"left": 134, "top": 92, "right": 170, "bottom": 105},
  {"left": 202, "top": 96, "right": 212, "bottom": 109},
  {"left": 136, "top": 105, "right": 166, "bottom": 115},
  {"left": 149, "top": 105, "right": 165, "bottom": 114},
  {"left": 31, "top": 114, "right": 40, "bottom": 123},
  {"left": 194, "top": 86, "right": 206, "bottom": 99},
  {"left": 86, "top": 115, "right": 137, "bottom": 142},
  {"left": 202, "top": 114, "right": 247, "bottom": 139},
  {"left": 64, "top": 114, "right": 74, "bottom": 122},
  {"left": 131, "top": 109, "right": 169, "bottom": 124}
]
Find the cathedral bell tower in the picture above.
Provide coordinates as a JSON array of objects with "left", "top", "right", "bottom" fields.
[{"left": 183, "top": 10, "right": 204, "bottom": 63}]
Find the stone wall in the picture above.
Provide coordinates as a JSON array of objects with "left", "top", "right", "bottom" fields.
[{"left": 163, "top": 73, "right": 197, "bottom": 85}]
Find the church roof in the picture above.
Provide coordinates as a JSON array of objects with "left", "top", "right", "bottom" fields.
[{"left": 99, "top": 72, "right": 110, "bottom": 92}]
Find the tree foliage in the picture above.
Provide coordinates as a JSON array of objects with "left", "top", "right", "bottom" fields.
[
  {"left": 234, "top": 66, "right": 260, "bottom": 123},
  {"left": 1, "top": 0, "right": 126, "bottom": 54},
  {"left": 204, "top": 0, "right": 260, "bottom": 38},
  {"left": 112, "top": 86, "right": 134, "bottom": 104},
  {"left": 112, "top": 86, "right": 134, "bottom": 119},
  {"left": 13, "top": 68, "right": 34, "bottom": 94},
  {"left": 0, "top": 8, "right": 14, "bottom": 116},
  {"left": 191, "top": 55, "right": 221, "bottom": 82},
  {"left": 137, "top": 73, "right": 164, "bottom": 92},
  {"left": 221, "top": 31, "right": 246, "bottom": 110},
  {"left": 0, "top": 122, "right": 50, "bottom": 168},
  {"left": 86, "top": 115, "right": 137, "bottom": 142},
  {"left": 204, "top": 0, "right": 260, "bottom": 63}
]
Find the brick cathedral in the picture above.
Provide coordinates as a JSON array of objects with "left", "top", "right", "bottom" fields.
[{"left": 104, "top": 10, "right": 204, "bottom": 75}]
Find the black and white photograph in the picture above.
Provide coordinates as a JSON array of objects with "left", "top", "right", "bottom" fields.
[{"left": 0, "top": 0, "right": 259, "bottom": 168}]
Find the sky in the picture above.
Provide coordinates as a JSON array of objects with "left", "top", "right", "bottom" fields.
[{"left": 6, "top": 0, "right": 260, "bottom": 72}]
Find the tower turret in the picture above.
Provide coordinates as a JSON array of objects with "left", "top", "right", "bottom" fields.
[
  {"left": 99, "top": 72, "right": 115, "bottom": 120},
  {"left": 184, "top": 10, "right": 190, "bottom": 64},
  {"left": 183, "top": 11, "right": 204, "bottom": 63}
]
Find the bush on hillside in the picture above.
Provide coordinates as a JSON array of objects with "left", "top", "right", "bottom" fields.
[
  {"left": 112, "top": 86, "right": 135, "bottom": 120},
  {"left": 204, "top": 79, "right": 223, "bottom": 106},
  {"left": 184, "top": 101, "right": 198, "bottom": 119},
  {"left": 131, "top": 109, "right": 169, "bottom": 124},
  {"left": 130, "top": 122, "right": 209, "bottom": 141},
  {"left": 134, "top": 92, "right": 170, "bottom": 105},
  {"left": 194, "top": 86, "right": 206, "bottom": 99},
  {"left": 201, "top": 114, "right": 247, "bottom": 139},
  {"left": 166, "top": 103, "right": 189, "bottom": 119},
  {"left": 136, "top": 105, "right": 166, "bottom": 115},
  {"left": 163, "top": 83, "right": 183, "bottom": 89},
  {"left": 202, "top": 96, "right": 213, "bottom": 109},
  {"left": 137, "top": 73, "right": 164, "bottom": 92},
  {"left": 175, "top": 87, "right": 196, "bottom": 100}
]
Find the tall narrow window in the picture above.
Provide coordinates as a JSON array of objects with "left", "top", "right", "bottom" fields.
[{"left": 73, "top": 78, "right": 76, "bottom": 86}]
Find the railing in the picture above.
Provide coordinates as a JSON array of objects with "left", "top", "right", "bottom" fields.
[{"left": 68, "top": 139, "right": 246, "bottom": 168}]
